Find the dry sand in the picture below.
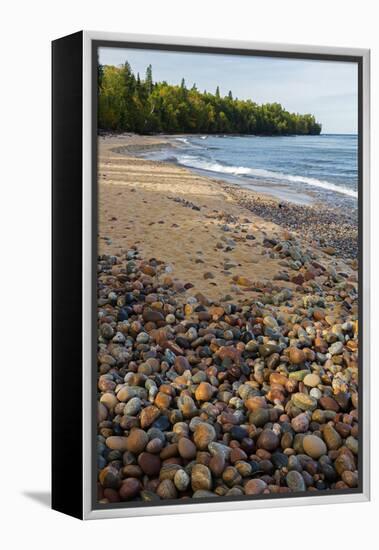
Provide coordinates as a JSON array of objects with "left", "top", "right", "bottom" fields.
[{"left": 98, "top": 134, "right": 354, "bottom": 302}]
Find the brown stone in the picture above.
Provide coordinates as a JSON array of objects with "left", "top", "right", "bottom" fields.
[
  {"left": 288, "top": 347, "right": 305, "bottom": 365},
  {"left": 303, "top": 434, "right": 327, "bottom": 459},
  {"left": 304, "top": 269, "right": 316, "bottom": 281},
  {"left": 291, "top": 274, "right": 304, "bottom": 286},
  {"left": 257, "top": 429, "right": 279, "bottom": 452},
  {"left": 140, "top": 405, "right": 161, "bottom": 428},
  {"left": 209, "top": 454, "right": 225, "bottom": 477},
  {"left": 126, "top": 428, "right": 149, "bottom": 454},
  {"left": 119, "top": 477, "right": 142, "bottom": 500},
  {"left": 218, "top": 346, "right": 241, "bottom": 364},
  {"left": 178, "top": 437, "right": 197, "bottom": 459},
  {"left": 155, "top": 392, "right": 172, "bottom": 409},
  {"left": 269, "top": 373, "right": 288, "bottom": 386},
  {"left": 142, "top": 309, "right": 165, "bottom": 323},
  {"left": 98, "top": 402, "right": 108, "bottom": 422},
  {"left": 314, "top": 337, "right": 328, "bottom": 353},
  {"left": 151, "top": 327, "right": 169, "bottom": 346},
  {"left": 191, "top": 464, "right": 212, "bottom": 491},
  {"left": 105, "top": 436, "right": 129, "bottom": 452},
  {"left": 249, "top": 408, "right": 270, "bottom": 427},
  {"left": 178, "top": 395, "right": 198, "bottom": 418},
  {"left": 103, "top": 488, "right": 120, "bottom": 502},
  {"left": 166, "top": 341, "right": 184, "bottom": 355},
  {"left": 245, "top": 396, "right": 267, "bottom": 412},
  {"left": 119, "top": 478, "right": 141, "bottom": 500},
  {"left": 334, "top": 392, "right": 351, "bottom": 411},
  {"left": 319, "top": 396, "right": 340, "bottom": 412},
  {"left": 138, "top": 452, "right": 162, "bottom": 476},
  {"left": 323, "top": 424, "right": 342, "bottom": 450},
  {"left": 99, "top": 466, "right": 120, "bottom": 489},
  {"left": 156, "top": 479, "right": 178, "bottom": 499},
  {"left": 222, "top": 466, "right": 242, "bottom": 487},
  {"left": 291, "top": 412, "right": 310, "bottom": 433},
  {"left": 267, "top": 388, "right": 285, "bottom": 403},
  {"left": 194, "top": 422, "right": 217, "bottom": 450},
  {"left": 236, "top": 276, "right": 253, "bottom": 287},
  {"left": 335, "top": 422, "right": 351, "bottom": 438},
  {"left": 281, "top": 432, "right": 293, "bottom": 450},
  {"left": 209, "top": 306, "right": 225, "bottom": 320},
  {"left": 334, "top": 449, "right": 356, "bottom": 475},
  {"left": 245, "top": 479, "right": 267, "bottom": 495},
  {"left": 230, "top": 447, "right": 247, "bottom": 463},
  {"left": 160, "top": 443, "right": 178, "bottom": 460},
  {"left": 159, "top": 464, "right": 182, "bottom": 481},
  {"left": 122, "top": 465, "right": 143, "bottom": 478},
  {"left": 174, "top": 355, "right": 191, "bottom": 373},
  {"left": 341, "top": 470, "right": 358, "bottom": 488},
  {"left": 195, "top": 382, "right": 214, "bottom": 402},
  {"left": 313, "top": 308, "right": 326, "bottom": 321},
  {"left": 146, "top": 438, "right": 164, "bottom": 454},
  {"left": 141, "top": 265, "right": 156, "bottom": 276}
]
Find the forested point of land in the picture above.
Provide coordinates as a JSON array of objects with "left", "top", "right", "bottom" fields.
[{"left": 98, "top": 62, "right": 322, "bottom": 135}]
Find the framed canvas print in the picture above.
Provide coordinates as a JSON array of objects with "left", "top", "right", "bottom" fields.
[{"left": 52, "top": 31, "right": 370, "bottom": 520}]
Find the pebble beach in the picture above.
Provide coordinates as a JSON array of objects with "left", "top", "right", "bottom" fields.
[{"left": 97, "top": 134, "right": 359, "bottom": 505}]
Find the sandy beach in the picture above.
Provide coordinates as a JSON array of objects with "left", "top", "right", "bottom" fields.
[
  {"left": 98, "top": 134, "right": 357, "bottom": 303},
  {"left": 97, "top": 134, "right": 359, "bottom": 504}
]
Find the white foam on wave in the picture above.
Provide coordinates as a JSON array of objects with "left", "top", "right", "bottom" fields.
[{"left": 176, "top": 155, "right": 357, "bottom": 198}]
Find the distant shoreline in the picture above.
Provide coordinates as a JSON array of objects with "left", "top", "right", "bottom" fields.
[{"left": 99, "top": 129, "right": 358, "bottom": 139}]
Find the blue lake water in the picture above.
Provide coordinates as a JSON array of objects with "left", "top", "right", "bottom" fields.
[{"left": 141, "top": 134, "right": 358, "bottom": 208}]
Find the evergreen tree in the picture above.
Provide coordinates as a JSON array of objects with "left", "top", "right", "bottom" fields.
[
  {"left": 98, "top": 63, "right": 104, "bottom": 93},
  {"left": 97, "top": 61, "right": 322, "bottom": 135},
  {"left": 145, "top": 64, "right": 153, "bottom": 95}
]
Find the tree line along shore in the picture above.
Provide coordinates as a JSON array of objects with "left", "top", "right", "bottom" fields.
[{"left": 98, "top": 62, "right": 322, "bottom": 136}]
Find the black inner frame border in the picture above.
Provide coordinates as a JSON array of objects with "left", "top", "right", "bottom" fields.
[{"left": 91, "top": 39, "right": 364, "bottom": 512}]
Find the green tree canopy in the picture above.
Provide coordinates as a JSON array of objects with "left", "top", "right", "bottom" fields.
[{"left": 98, "top": 62, "right": 322, "bottom": 135}]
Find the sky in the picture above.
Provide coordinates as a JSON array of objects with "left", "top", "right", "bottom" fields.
[{"left": 98, "top": 47, "right": 358, "bottom": 134}]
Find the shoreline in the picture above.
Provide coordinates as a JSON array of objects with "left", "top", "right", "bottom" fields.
[
  {"left": 101, "top": 133, "right": 358, "bottom": 261},
  {"left": 98, "top": 134, "right": 357, "bottom": 304},
  {"left": 103, "top": 131, "right": 358, "bottom": 208}
]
